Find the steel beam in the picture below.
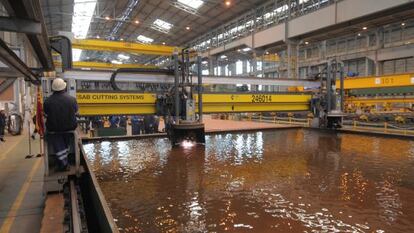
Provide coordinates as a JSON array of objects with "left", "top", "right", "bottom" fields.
[
  {"left": 63, "top": 70, "right": 320, "bottom": 87},
  {"left": 1, "top": 0, "right": 54, "bottom": 71},
  {"left": 57, "top": 61, "right": 158, "bottom": 70},
  {"left": 0, "top": 78, "right": 16, "bottom": 93},
  {"left": 72, "top": 39, "right": 178, "bottom": 56},
  {"left": 0, "top": 38, "right": 39, "bottom": 83},
  {"left": 337, "top": 74, "right": 414, "bottom": 89},
  {"left": 75, "top": 92, "right": 312, "bottom": 116},
  {"left": 0, "top": 67, "right": 20, "bottom": 77},
  {"left": 346, "top": 97, "right": 414, "bottom": 105},
  {"left": 0, "top": 16, "right": 41, "bottom": 34}
]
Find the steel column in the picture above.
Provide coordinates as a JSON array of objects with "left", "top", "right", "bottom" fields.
[
  {"left": 197, "top": 55, "right": 203, "bottom": 122},
  {"left": 339, "top": 64, "right": 345, "bottom": 112},
  {"left": 173, "top": 52, "right": 180, "bottom": 121},
  {"left": 326, "top": 61, "right": 332, "bottom": 112}
]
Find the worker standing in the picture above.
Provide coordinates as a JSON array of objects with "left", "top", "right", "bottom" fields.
[
  {"left": 131, "top": 115, "right": 142, "bottom": 135},
  {"left": 44, "top": 78, "right": 78, "bottom": 171},
  {"left": 0, "top": 109, "right": 6, "bottom": 142}
]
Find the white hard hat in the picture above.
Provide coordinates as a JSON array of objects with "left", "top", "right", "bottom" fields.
[{"left": 51, "top": 78, "right": 66, "bottom": 91}]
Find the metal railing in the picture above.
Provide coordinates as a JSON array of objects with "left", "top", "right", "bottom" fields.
[
  {"left": 240, "top": 115, "right": 312, "bottom": 127},
  {"left": 343, "top": 120, "right": 414, "bottom": 136}
]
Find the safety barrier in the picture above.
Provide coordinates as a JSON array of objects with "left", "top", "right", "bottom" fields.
[
  {"left": 241, "top": 115, "right": 311, "bottom": 127},
  {"left": 343, "top": 120, "right": 414, "bottom": 136}
]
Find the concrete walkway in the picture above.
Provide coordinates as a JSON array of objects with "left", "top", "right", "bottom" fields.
[{"left": 0, "top": 131, "right": 44, "bottom": 233}]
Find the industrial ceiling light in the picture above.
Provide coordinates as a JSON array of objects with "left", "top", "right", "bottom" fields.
[
  {"left": 242, "top": 47, "right": 251, "bottom": 52},
  {"left": 162, "top": 42, "right": 166, "bottom": 45},
  {"left": 220, "top": 55, "right": 227, "bottom": 59},
  {"left": 111, "top": 60, "right": 123, "bottom": 64},
  {"left": 178, "top": 0, "right": 204, "bottom": 9},
  {"left": 105, "top": 16, "right": 111, "bottom": 20},
  {"left": 137, "top": 35, "right": 154, "bottom": 43},
  {"left": 304, "top": 41, "right": 309, "bottom": 45},
  {"left": 362, "top": 26, "right": 367, "bottom": 30},
  {"left": 357, "top": 33, "right": 361, "bottom": 36},
  {"left": 401, "top": 22, "right": 406, "bottom": 26},
  {"left": 225, "top": 1, "right": 231, "bottom": 6},
  {"left": 118, "top": 54, "right": 130, "bottom": 60},
  {"left": 134, "top": 20, "right": 140, "bottom": 24},
  {"left": 152, "top": 19, "right": 173, "bottom": 33},
  {"left": 186, "top": 26, "right": 191, "bottom": 30}
]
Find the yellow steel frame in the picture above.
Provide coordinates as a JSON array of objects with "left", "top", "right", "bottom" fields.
[
  {"left": 72, "top": 39, "right": 178, "bottom": 56},
  {"left": 261, "top": 54, "right": 280, "bottom": 62},
  {"left": 58, "top": 61, "right": 158, "bottom": 69},
  {"left": 76, "top": 92, "right": 311, "bottom": 116},
  {"left": 346, "top": 97, "right": 414, "bottom": 105},
  {"left": 336, "top": 73, "right": 414, "bottom": 89}
]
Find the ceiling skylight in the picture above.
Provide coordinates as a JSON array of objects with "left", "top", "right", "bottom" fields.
[
  {"left": 152, "top": 19, "right": 173, "bottom": 33},
  {"left": 72, "top": 0, "right": 97, "bottom": 39},
  {"left": 72, "top": 0, "right": 97, "bottom": 61},
  {"left": 137, "top": 35, "right": 154, "bottom": 44},
  {"left": 177, "top": 0, "right": 204, "bottom": 9}
]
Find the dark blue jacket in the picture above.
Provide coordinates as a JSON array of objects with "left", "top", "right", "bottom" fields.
[{"left": 44, "top": 91, "right": 78, "bottom": 132}]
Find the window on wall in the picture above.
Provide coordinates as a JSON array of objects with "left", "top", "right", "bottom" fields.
[
  {"left": 216, "top": 67, "right": 221, "bottom": 75},
  {"left": 236, "top": 60, "right": 243, "bottom": 75},
  {"left": 257, "top": 61, "right": 263, "bottom": 71}
]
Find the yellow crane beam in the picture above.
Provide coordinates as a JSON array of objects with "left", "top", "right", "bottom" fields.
[
  {"left": 261, "top": 54, "right": 280, "bottom": 62},
  {"left": 336, "top": 73, "right": 414, "bottom": 89},
  {"left": 292, "top": 73, "right": 414, "bottom": 91},
  {"left": 68, "top": 61, "right": 157, "bottom": 70},
  {"left": 72, "top": 39, "right": 178, "bottom": 56},
  {"left": 346, "top": 97, "right": 414, "bottom": 105},
  {"left": 76, "top": 92, "right": 311, "bottom": 116}
]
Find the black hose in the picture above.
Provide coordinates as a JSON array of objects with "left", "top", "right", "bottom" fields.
[{"left": 110, "top": 68, "right": 174, "bottom": 91}]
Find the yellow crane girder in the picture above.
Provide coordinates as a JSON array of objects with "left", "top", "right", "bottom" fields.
[
  {"left": 291, "top": 74, "right": 414, "bottom": 91},
  {"left": 63, "top": 61, "right": 158, "bottom": 70},
  {"left": 76, "top": 92, "right": 311, "bottom": 116},
  {"left": 261, "top": 54, "right": 280, "bottom": 62},
  {"left": 346, "top": 97, "right": 414, "bottom": 105},
  {"left": 72, "top": 39, "right": 179, "bottom": 56},
  {"left": 336, "top": 73, "right": 414, "bottom": 89}
]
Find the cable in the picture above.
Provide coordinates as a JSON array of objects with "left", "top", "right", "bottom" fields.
[{"left": 110, "top": 68, "right": 174, "bottom": 91}]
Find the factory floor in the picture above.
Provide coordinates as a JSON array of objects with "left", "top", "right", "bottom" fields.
[{"left": 0, "top": 131, "right": 44, "bottom": 233}]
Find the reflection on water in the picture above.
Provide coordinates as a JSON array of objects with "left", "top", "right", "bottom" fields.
[{"left": 84, "top": 129, "right": 414, "bottom": 233}]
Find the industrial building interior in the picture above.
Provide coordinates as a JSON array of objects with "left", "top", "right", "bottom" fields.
[{"left": 0, "top": 0, "right": 414, "bottom": 232}]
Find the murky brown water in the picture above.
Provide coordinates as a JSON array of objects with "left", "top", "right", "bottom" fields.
[{"left": 84, "top": 129, "right": 414, "bottom": 233}]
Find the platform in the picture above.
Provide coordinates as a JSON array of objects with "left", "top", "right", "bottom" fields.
[
  {"left": 80, "top": 116, "right": 300, "bottom": 140},
  {"left": 203, "top": 117, "right": 299, "bottom": 133}
]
